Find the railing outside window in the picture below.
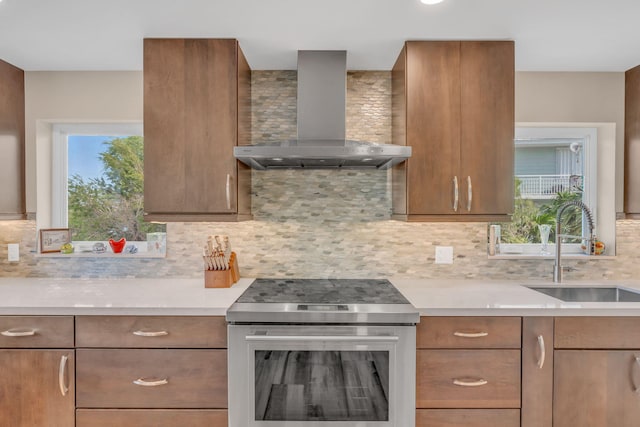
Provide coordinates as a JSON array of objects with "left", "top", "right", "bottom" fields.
[{"left": 517, "top": 174, "right": 583, "bottom": 199}]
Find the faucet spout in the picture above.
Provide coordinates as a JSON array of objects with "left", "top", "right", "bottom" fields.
[{"left": 553, "top": 200, "right": 594, "bottom": 283}]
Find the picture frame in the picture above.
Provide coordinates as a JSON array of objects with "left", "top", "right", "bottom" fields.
[{"left": 39, "top": 228, "right": 72, "bottom": 253}]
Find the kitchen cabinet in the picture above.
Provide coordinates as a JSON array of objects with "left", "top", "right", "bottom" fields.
[
  {"left": 0, "top": 316, "right": 75, "bottom": 427},
  {"left": 143, "top": 39, "right": 252, "bottom": 222},
  {"left": 74, "top": 315, "right": 228, "bottom": 426},
  {"left": 521, "top": 317, "right": 553, "bottom": 427},
  {"left": 553, "top": 317, "right": 640, "bottom": 427},
  {"left": 0, "top": 59, "right": 26, "bottom": 219},
  {"left": 392, "top": 41, "right": 514, "bottom": 222},
  {"left": 624, "top": 64, "right": 640, "bottom": 217},
  {"left": 416, "top": 317, "right": 521, "bottom": 427}
]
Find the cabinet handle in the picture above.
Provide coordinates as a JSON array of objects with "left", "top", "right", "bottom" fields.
[
  {"left": 133, "top": 330, "right": 169, "bottom": 337},
  {"left": 59, "top": 355, "right": 69, "bottom": 396},
  {"left": 453, "top": 331, "right": 489, "bottom": 338},
  {"left": 467, "top": 176, "right": 473, "bottom": 212},
  {"left": 226, "top": 173, "right": 231, "bottom": 210},
  {"left": 453, "top": 176, "right": 459, "bottom": 211},
  {"left": 1, "top": 328, "right": 36, "bottom": 337},
  {"left": 537, "top": 335, "right": 546, "bottom": 369},
  {"left": 453, "top": 378, "right": 488, "bottom": 387},
  {"left": 633, "top": 356, "right": 640, "bottom": 393},
  {"left": 133, "top": 378, "right": 169, "bottom": 387}
]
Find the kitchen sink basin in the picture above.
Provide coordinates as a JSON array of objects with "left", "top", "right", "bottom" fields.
[{"left": 527, "top": 286, "right": 640, "bottom": 302}]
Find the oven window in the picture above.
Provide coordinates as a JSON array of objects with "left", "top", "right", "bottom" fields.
[{"left": 255, "top": 350, "right": 389, "bottom": 421}]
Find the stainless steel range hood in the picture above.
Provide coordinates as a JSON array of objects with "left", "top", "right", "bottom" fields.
[{"left": 234, "top": 51, "right": 411, "bottom": 170}]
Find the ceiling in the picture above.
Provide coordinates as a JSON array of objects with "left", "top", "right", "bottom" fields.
[{"left": 1, "top": 0, "right": 639, "bottom": 72}]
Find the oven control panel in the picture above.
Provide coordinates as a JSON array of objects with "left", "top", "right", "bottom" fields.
[{"left": 296, "top": 304, "right": 349, "bottom": 311}]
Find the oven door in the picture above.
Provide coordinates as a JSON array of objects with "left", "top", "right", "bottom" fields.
[{"left": 228, "top": 324, "right": 415, "bottom": 427}]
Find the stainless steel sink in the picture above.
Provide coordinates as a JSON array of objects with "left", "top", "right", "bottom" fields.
[{"left": 528, "top": 286, "right": 640, "bottom": 302}]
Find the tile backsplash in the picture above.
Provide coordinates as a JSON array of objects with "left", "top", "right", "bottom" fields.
[{"left": 1, "top": 71, "right": 637, "bottom": 280}]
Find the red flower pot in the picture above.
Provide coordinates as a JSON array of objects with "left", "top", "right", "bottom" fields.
[{"left": 109, "top": 238, "right": 127, "bottom": 254}]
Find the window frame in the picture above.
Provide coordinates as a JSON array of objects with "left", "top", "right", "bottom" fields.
[
  {"left": 496, "top": 125, "right": 606, "bottom": 256},
  {"left": 51, "top": 122, "right": 143, "bottom": 228}
]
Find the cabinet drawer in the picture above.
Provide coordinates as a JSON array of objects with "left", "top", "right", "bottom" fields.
[
  {"left": 76, "top": 409, "right": 227, "bottom": 427},
  {"left": 417, "top": 317, "right": 521, "bottom": 349},
  {"left": 416, "top": 350, "right": 521, "bottom": 408},
  {"left": 555, "top": 317, "right": 640, "bottom": 349},
  {"left": 76, "top": 349, "right": 227, "bottom": 408},
  {"left": 76, "top": 316, "right": 226, "bottom": 348},
  {"left": 417, "top": 409, "right": 520, "bottom": 427},
  {"left": 0, "top": 316, "right": 74, "bottom": 348}
]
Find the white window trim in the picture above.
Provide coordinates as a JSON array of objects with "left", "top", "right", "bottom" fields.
[{"left": 51, "top": 122, "right": 143, "bottom": 228}]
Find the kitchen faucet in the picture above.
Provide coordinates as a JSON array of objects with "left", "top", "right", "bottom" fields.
[{"left": 553, "top": 200, "right": 594, "bottom": 283}]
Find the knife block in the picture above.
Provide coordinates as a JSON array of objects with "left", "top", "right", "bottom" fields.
[{"left": 204, "top": 252, "right": 240, "bottom": 288}]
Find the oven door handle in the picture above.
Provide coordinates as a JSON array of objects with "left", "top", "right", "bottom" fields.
[{"left": 245, "top": 335, "right": 399, "bottom": 342}]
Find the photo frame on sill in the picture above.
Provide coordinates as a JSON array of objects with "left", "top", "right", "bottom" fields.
[{"left": 39, "top": 228, "right": 71, "bottom": 253}]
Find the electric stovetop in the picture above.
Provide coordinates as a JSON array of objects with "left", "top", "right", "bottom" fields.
[{"left": 226, "top": 278, "right": 418, "bottom": 325}]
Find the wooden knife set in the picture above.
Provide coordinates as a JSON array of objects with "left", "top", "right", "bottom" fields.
[{"left": 203, "top": 235, "right": 240, "bottom": 288}]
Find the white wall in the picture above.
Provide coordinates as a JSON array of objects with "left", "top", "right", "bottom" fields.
[{"left": 24, "top": 71, "right": 143, "bottom": 213}]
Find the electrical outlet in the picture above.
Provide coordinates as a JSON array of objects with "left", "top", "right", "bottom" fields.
[
  {"left": 435, "top": 246, "right": 453, "bottom": 264},
  {"left": 7, "top": 243, "right": 19, "bottom": 262}
]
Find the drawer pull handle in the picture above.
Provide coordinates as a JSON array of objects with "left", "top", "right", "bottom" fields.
[
  {"left": 537, "top": 335, "right": 546, "bottom": 369},
  {"left": 467, "top": 176, "right": 473, "bottom": 212},
  {"left": 226, "top": 173, "right": 231, "bottom": 210},
  {"left": 133, "top": 330, "right": 169, "bottom": 337},
  {"left": 133, "top": 378, "right": 169, "bottom": 387},
  {"left": 1, "top": 328, "right": 36, "bottom": 337},
  {"left": 59, "top": 355, "right": 69, "bottom": 396},
  {"left": 453, "top": 378, "right": 488, "bottom": 387},
  {"left": 453, "top": 176, "right": 459, "bottom": 211},
  {"left": 633, "top": 356, "right": 640, "bottom": 393},
  {"left": 453, "top": 331, "right": 489, "bottom": 338}
]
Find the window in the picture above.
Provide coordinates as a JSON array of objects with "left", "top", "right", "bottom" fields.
[
  {"left": 492, "top": 125, "right": 614, "bottom": 256},
  {"left": 50, "top": 123, "right": 165, "bottom": 253}
]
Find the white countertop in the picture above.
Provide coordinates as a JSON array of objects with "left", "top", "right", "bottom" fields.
[
  {"left": 1, "top": 277, "right": 640, "bottom": 316},
  {"left": 0, "top": 278, "right": 252, "bottom": 316},
  {"left": 392, "top": 279, "right": 640, "bottom": 316}
]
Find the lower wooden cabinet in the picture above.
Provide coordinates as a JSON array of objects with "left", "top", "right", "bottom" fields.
[
  {"left": 416, "top": 349, "right": 521, "bottom": 409},
  {"left": 76, "top": 348, "right": 227, "bottom": 409},
  {"left": 416, "top": 409, "right": 520, "bottom": 427},
  {"left": 76, "top": 409, "right": 228, "bottom": 427},
  {"left": 0, "top": 349, "right": 75, "bottom": 427},
  {"left": 521, "top": 317, "right": 553, "bottom": 427},
  {"left": 554, "top": 350, "right": 640, "bottom": 427}
]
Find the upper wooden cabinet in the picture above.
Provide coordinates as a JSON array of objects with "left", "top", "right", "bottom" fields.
[
  {"left": 143, "top": 39, "right": 252, "bottom": 222},
  {"left": 392, "top": 41, "right": 514, "bottom": 222},
  {"left": 624, "top": 64, "right": 640, "bottom": 217},
  {"left": 0, "top": 59, "right": 26, "bottom": 219}
]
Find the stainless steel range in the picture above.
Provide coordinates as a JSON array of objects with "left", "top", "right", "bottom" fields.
[{"left": 227, "top": 279, "right": 419, "bottom": 427}]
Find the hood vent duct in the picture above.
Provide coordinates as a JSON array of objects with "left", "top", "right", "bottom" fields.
[{"left": 234, "top": 50, "right": 411, "bottom": 170}]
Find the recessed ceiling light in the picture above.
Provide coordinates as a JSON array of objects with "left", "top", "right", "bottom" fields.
[{"left": 420, "top": 0, "right": 445, "bottom": 4}]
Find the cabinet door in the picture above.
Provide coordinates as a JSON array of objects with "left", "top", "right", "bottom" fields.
[
  {"left": 404, "top": 41, "right": 461, "bottom": 215},
  {"left": 0, "top": 350, "right": 75, "bottom": 427},
  {"left": 0, "top": 59, "right": 25, "bottom": 219},
  {"left": 554, "top": 350, "right": 640, "bottom": 427},
  {"left": 76, "top": 409, "right": 228, "bottom": 427},
  {"left": 144, "top": 39, "right": 239, "bottom": 217},
  {"left": 625, "top": 65, "right": 640, "bottom": 215},
  {"left": 521, "top": 317, "right": 553, "bottom": 427},
  {"left": 460, "top": 41, "right": 514, "bottom": 216}
]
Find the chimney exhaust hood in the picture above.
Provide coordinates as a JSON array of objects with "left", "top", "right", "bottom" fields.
[{"left": 234, "top": 51, "right": 411, "bottom": 170}]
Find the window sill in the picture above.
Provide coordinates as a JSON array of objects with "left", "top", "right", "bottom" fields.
[
  {"left": 488, "top": 253, "right": 615, "bottom": 260},
  {"left": 35, "top": 252, "right": 165, "bottom": 259}
]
